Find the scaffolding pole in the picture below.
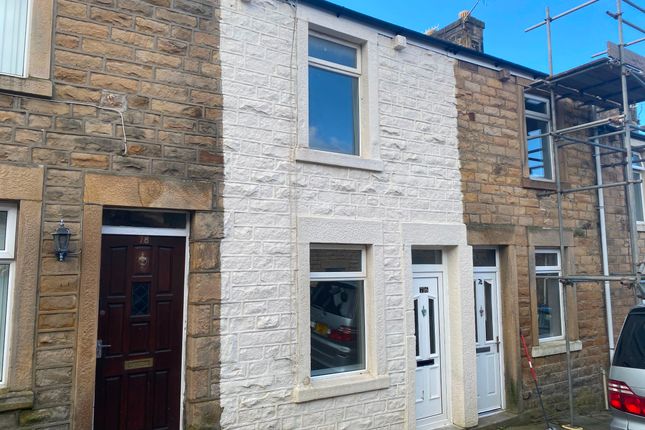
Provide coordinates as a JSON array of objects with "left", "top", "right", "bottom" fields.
[{"left": 526, "top": 0, "right": 645, "bottom": 425}]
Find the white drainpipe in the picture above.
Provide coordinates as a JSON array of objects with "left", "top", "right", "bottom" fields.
[{"left": 593, "top": 108, "right": 615, "bottom": 361}]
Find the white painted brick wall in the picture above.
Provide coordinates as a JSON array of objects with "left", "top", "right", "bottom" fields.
[{"left": 220, "top": 0, "right": 462, "bottom": 428}]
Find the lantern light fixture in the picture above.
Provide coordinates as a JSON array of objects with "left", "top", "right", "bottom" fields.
[{"left": 52, "top": 219, "right": 71, "bottom": 262}]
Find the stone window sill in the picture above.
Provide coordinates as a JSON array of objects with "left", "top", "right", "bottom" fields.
[
  {"left": 293, "top": 373, "right": 390, "bottom": 403},
  {"left": 0, "top": 75, "right": 52, "bottom": 98},
  {"left": 0, "top": 390, "right": 34, "bottom": 412},
  {"left": 522, "top": 177, "right": 557, "bottom": 191},
  {"left": 295, "top": 148, "right": 384, "bottom": 172},
  {"left": 637, "top": 222, "right": 645, "bottom": 232},
  {"left": 532, "top": 339, "right": 582, "bottom": 358}
]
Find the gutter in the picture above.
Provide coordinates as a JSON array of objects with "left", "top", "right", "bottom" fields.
[{"left": 299, "top": 0, "right": 548, "bottom": 80}]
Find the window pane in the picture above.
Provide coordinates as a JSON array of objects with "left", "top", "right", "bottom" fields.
[
  {"left": 0, "top": 264, "right": 9, "bottom": 380},
  {"left": 484, "top": 280, "right": 494, "bottom": 341},
  {"left": 0, "top": 0, "right": 29, "bottom": 76},
  {"left": 526, "top": 117, "right": 552, "bottom": 179},
  {"left": 308, "top": 65, "right": 359, "bottom": 155},
  {"left": 310, "top": 248, "right": 361, "bottom": 272},
  {"left": 473, "top": 249, "right": 496, "bottom": 267},
  {"left": 0, "top": 211, "right": 6, "bottom": 251},
  {"left": 131, "top": 282, "right": 150, "bottom": 316},
  {"left": 613, "top": 312, "right": 645, "bottom": 369},
  {"left": 102, "top": 209, "right": 186, "bottom": 229},
  {"left": 414, "top": 299, "right": 419, "bottom": 357},
  {"left": 536, "top": 252, "right": 558, "bottom": 267},
  {"left": 412, "top": 249, "right": 442, "bottom": 265},
  {"left": 525, "top": 97, "right": 548, "bottom": 115},
  {"left": 310, "top": 280, "right": 365, "bottom": 376},
  {"left": 309, "top": 35, "right": 357, "bottom": 68},
  {"left": 536, "top": 275, "right": 562, "bottom": 339},
  {"left": 428, "top": 298, "right": 436, "bottom": 355}
]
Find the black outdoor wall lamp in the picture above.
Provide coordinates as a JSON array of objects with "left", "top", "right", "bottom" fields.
[{"left": 52, "top": 219, "right": 72, "bottom": 262}]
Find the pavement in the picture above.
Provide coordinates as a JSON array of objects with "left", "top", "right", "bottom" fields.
[{"left": 501, "top": 412, "right": 611, "bottom": 430}]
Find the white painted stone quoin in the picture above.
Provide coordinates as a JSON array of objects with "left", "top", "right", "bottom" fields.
[{"left": 219, "top": 0, "right": 476, "bottom": 428}]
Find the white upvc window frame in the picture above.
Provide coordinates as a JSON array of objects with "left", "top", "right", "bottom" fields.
[
  {"left": 525, "top": 94, "right": 554, "bottom": 181},
  {"left": 295, "top": 6, "right": 383, "bottom": 172},
  {"left": 0, "top": 203, "right": 17, "bottom": 386},
  {"left": 309, "top": 244, "right": 367, "bottom": 379},
  {"left": 0, "top": 203, "right": 17, "bottom": 259},
  {"left": 308, "top": 31, "right": 362, "bottom": 77},
  {"left": 0, "top": 0, "right": 32, "bottom": 78},
  {"left": 535, "top": 249, "right": 564, "bottom": 342},
  {"left": 294, "top": 217, "right": 389, "bottom": 403},
  {"left": 307, "top": 32, "right": 361, "bottom": 157},
  {"left": 0, "top": 0, "right": 53, "bottom": 97}
]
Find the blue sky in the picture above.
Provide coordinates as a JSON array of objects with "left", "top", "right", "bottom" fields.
[{"left": 326, "top": 0, "right": 645, "bottom": 74}]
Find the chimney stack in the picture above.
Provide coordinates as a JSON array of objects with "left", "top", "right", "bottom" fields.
[{"left": 431, "top": 11, "right": 485, "bottom": 52}]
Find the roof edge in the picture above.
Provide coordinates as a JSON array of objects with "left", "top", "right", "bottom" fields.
[{"left": 298, "top": 0, "right": 547, "bottom": 79}]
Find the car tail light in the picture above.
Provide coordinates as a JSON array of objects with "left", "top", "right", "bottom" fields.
[
  {"left": 608, "top": 379, "right": 645, "bottom": 417},
  {"left": 329, "top": 326, "right": 355, "bottom": 342}
]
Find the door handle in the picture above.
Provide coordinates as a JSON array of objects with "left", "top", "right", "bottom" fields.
[
  {"left": 96, "top": 339, "right": 111, "bottom": 359},
  {"left": 496, "top": 336, "right": 500, "bottom": 353}
]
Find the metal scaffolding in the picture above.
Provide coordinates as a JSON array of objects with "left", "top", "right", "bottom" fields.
[{"left": 525, "top": 0, "right": 645, "bottom": 426}]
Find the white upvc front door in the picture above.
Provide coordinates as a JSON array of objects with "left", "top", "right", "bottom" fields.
[
  {"left": 413, "top": 273, "right": 444, "bottom": 423},
  {"left": 474, "top": 269, "right": 503, "bottom": 413}
]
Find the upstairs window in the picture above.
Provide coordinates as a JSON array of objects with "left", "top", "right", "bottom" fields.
[
  {"left": 525, "top": 95, "right": 553, "bottom": 180},
  {"left": 308, "top": 34, "right": 360, "bottom": 156},
  {"left": 0, "top": 0, "right": 30, "bottom": 77}
]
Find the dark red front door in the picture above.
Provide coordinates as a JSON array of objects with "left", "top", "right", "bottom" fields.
[{"left": 95, "top": 235, "right": 185, "bottom": 430}]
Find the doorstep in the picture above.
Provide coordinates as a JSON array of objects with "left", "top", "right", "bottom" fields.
[{"left": 472, "top": 411, "right": 524, "bottom": 429}]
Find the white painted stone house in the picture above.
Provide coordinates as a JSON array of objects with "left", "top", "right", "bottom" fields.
[{"left": 218, "top": 0, "right": 537, "bottom": 428}]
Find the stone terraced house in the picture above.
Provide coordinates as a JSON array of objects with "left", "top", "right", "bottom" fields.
[
  {"left": 0, "top": 0, "right": 223, "bottom": 428},
  {"left": 0, "top": 0, "right": 642, "bottom": 429}
]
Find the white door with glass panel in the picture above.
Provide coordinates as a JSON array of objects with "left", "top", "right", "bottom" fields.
[
  {"left": 414, "top": 274, "right": 443, "bottom": 421},
  {"left": 474, "top": 272, "right": 502, "bottom": 412}
]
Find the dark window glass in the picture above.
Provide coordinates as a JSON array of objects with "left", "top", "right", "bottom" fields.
[
  {"left": 429, "top": 298, "right": 436, "bottom": 355},
  {"left": 414, "top": 299, "right": 419, "bottom": 357},
  {"left": 131, "top": 283, "right": 150, "bottom": 316},
  {"left": 310, "top": 248, "right": 361, "bottom": 272},
  {"left": 525, "top": 97, "right": 548, "bottom": 114},
  {"left": 309, "top": 35, "right": 357, "bottom": 68},
  {"left": 485, "top": 280, "right": 494, "bottom": 341},
  {"left": 536, "top": 252, "right": 558, "bottom": 267},
  {"left": 310, "top": 280, "right": 365, "bottom": 376},
  {"left": 613, "top": 312, "right": 645, "bottom": 369},
  {"left": 536, "top": 274, "right": 562, "bottom": 339},
  {"left": 308, "top": 65, "right": 359, "bottom": 155},
  {"left": 473, "top": 249, "right": 496, "bottom": 267},
  {"left": 526, "top": 117, "right": 551, "bottom": 179},
  {"left": 412, "top": 249, "right": 442, "bottom": 265},
  {"left": 103, "top": 210, "right": 186, "bottom": 229},
  {"left": 0, "top": 211, "right": 6, "bottom": 250}
]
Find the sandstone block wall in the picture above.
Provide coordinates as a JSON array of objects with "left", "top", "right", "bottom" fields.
[
  {"left": 455, "top": 59, "right": 637, "bottom": 415},
  {"left": 0, "top": 0, "right": 223, "bottom": 428}
]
